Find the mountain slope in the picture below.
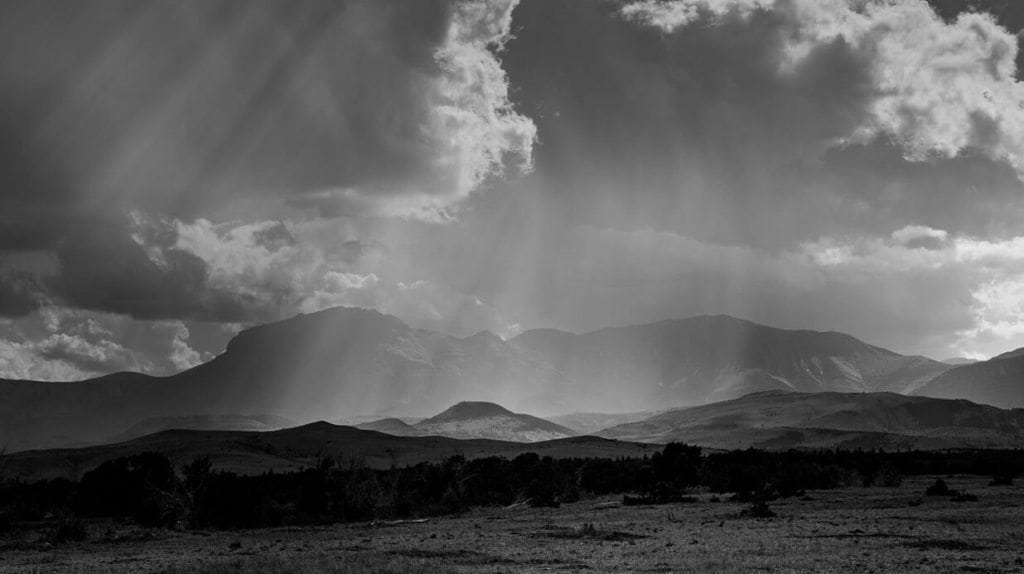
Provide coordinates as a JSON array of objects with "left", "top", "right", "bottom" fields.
[
  {"left": 357, "top": 402, "right": 577, "bottom": 442},
  {"left": 355, "top": 418, "right": 418, "bottom": 435},
  {"left": 913, "top": 351, "right": 1024, "bottom": 408},
  {"left": 0, "top": 308, "right": 955, "bottom": 452},
  {"left": 598, "top": 391, "right": 1024, "bottom": 450},
  {"left": 511, "top": 315, "right": 950, "bottom": 406}
]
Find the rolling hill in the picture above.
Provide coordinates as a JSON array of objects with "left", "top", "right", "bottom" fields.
[
  {"left": 0, "top": 307, "right": 960, "bottom": 452},
  {"left": 109, "top": 414, "right": 295, "bottom": 443},
  {"left": 547, "top": 411, "right": 660, "bottom": 435},
  {"left": 357, "top": 401, "right": 577, "bottom": 442},
  {"left": 0, "top": 422, "right": 658, "bottom": 483},
  {"left": 597, "top": 391, "right": 1024, "bottom": 450}
]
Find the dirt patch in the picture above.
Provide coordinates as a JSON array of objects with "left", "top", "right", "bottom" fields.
[
  {"left": 540, "top": 522, "right": 648, "bottom": 541},
  {"left": 903, "top": 539, "right": 990, "bottom": 552}
]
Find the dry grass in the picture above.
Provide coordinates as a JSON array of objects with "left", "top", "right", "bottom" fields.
[
  {"left": 158, "top": 552, "right": 456, "bottom": 574},
  {"left": 4, "top": 475, "right": 1024, "bottom": 573}
]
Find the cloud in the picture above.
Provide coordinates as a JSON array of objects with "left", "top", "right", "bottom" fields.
[
  {"left": 620, "top": 0, "right": 1024, "bottom": 176},
  {"left": 798, "top": 227, "right": 1024, "bottom": 357},
  {"left": 621, "top": 0, "right": 772, "bottom": 31},
  {"left": 0, "top": 0, "right": 536, "bottom": 325},
  {"left": 0, "top": 307, "right": 209, "bottom": 380},
  {"left": 891, "top": 224, "right": 949, "bottom": 249},
  {"left": 0, "top": 0, "right": 535, "bottom": 224},
  {"left": 171, "top": 216, "right": 517, "bottom": 337},
  {"left": 3, "top": 0, "right": 1024, "bottom": 378}
]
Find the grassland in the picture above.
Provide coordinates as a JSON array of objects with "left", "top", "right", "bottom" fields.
[{"left": 3, "top": 475, "right": 1022, "bottom": 573}]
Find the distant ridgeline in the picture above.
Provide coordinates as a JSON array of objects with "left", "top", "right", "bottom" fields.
[
  {"left": 1, "top": 444, "right": 1021, "bottom": 532},
  {"left": 3, "top": 306, "right": 1024, "bottom": 453}
]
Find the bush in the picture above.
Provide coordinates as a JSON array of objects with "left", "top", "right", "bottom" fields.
[
  {"left": 50, "top": 514, "right": 87, "bottom": 543},
  {"left": 740, "top": 501, "right": 776, "bottom": 519},
  {"left": 925, "top": 479, "right": 954, "bottom": 497},
  {"left": 875, "top": 465, "right": 903, "bottom": 488},
  {"left": 77, "top": 452, "right": 181, "bottom": 526},
  {"left": 990, "top": 474, "right": 1014, "bottom": 486}
]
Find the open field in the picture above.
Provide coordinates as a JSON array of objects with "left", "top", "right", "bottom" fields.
[{"left": 3, "top": 475, "right": 1023, "bottom": 573}]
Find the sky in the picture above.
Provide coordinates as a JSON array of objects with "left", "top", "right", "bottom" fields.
[{"left": 3, "top": 0, "right": 1024, "bottom": 380}]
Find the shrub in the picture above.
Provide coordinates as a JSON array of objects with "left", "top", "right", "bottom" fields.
[
  {"left": 989, "top": 474, "right": 1015, "bottom": 486},
  {"left": 741, "top": 501, "right": 776, "bottom": 519},
  {"left": 925, "top": 479, "right": 954, "bottom": 497},
  {"left": 76, "top": 452, "right": 180, "bottom": 526},
  {"left": 876, "top": 465, "right": 903, "bottom": 488},
  {"left": 50, "top": 514, "right": 87, "bottom": 543}
]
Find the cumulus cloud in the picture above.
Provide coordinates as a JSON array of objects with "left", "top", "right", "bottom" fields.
[
  {"left": 891, "top": 224, "right": 949, "bottom": 248},
  {"left": 171, "top": 216, "right": 517, "bottom": 337},
  {"left": 620, "top": 0, "right": 1024, "bottom": 176},
  {"left": 0, "top": 307, "right": 209, "bottom": 380},
  {"left": 798, "top": 226, "right": 1024, "bottom": 357},
  {"left": 621, "top": 0, "right": 772, "bottom": 31},
  {"left": 390, "top": 0, "right": 536, "bottom": 219}
]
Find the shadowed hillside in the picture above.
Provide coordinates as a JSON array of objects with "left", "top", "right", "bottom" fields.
[
  {"left": 914, "top": 351, "right": 1024, "bottom": 408},
  {"left": 1, "top": 421, "right": 658, "bottom": 483},
  {"left": 598, "top": 391, "right": 1024, "bottom": 450}
]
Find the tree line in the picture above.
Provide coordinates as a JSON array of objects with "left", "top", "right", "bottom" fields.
[{"left": 1, "top": 445, "right": 1021, "bottom": 532}]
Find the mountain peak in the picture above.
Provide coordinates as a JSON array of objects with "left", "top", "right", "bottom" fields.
[
  {"left": 461, "top": 330, "right": 504, "bottom": 345},
  {"left": 424, "top": 401, "right": 515, "bottom": 423}
]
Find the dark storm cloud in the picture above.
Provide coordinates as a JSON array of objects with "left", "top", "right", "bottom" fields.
[
  {"left": 0, "top": 0, "right": 533, "bottom": 320},
  {"left": 48, "top": 217, "right": 250, "bottom": 322},
  {"left": 0, "top": 278, "right": 39, "bottom": 318},
  {"left": 0, "top": 0, "right": 531, "bottom": 220}
]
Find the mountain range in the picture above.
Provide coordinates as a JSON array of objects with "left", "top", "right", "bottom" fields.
[
  {"left": 2, "top": 306, "right": 1023, "bottom": 452},
  {"left": 9, "top": 391, "right": 1024, "bottom": 482}
]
